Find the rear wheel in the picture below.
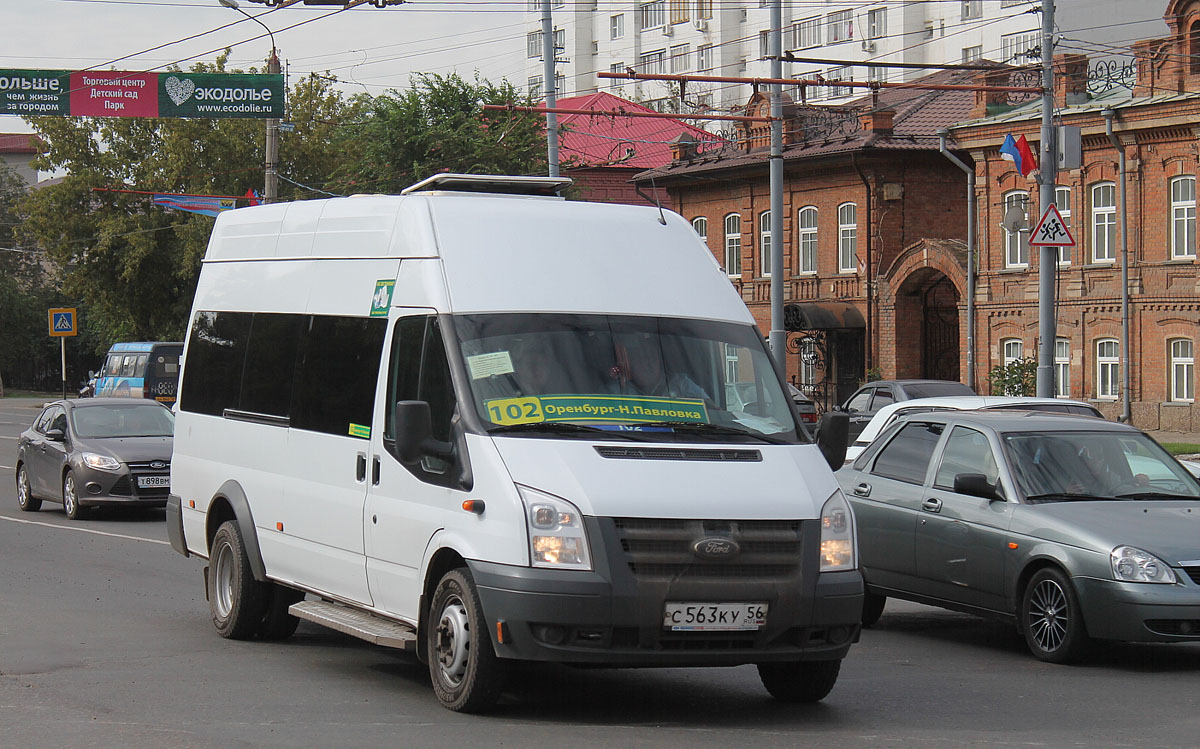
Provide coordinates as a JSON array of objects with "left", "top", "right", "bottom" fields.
[
  {"left": 758, "top": 659, "right": 841, "bottom": 703},
  {"left": 1021, "top": 567, "right": 1090, "bottom": 663},
  {"left": 208, "top": 520, "right": 267, "bottom": 640},
  {"left": 257, "top": 584, "right": 305, "bottom": 641},
  {"left": 62, "top": 471, "right": 85, "bottom": 520},
  {"left": 16, "top": 465, "right": 41, "bottom": 512},
  {"left": 427, "top": 568, "right": 506, "bottom": 712},
  {"left": 861, "top": 591, "right": 886, "bottom": 628}
]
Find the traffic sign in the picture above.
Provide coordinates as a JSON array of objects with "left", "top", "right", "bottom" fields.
[
  {"left": 1029, "top": 203, "right": 1076, "bottom": 247},
  {"left": 48, "top": 308, "right": 78, "bottom": 337}
]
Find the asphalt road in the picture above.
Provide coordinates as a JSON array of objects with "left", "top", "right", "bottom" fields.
[{"left": 3, "top": 395, "right": 1200, "bottom": 748}]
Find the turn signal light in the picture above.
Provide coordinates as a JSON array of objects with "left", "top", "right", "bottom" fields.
[{"left": 462, "top": 500, "right": 485, "bottom": 514}]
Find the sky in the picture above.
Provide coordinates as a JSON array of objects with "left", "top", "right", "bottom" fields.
[{"left": 1, "top": 0, "right": 531, "bottom": 134}]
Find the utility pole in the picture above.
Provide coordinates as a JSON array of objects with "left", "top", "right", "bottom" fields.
[
  {"left": 266, "top": 49, "right": 280, "bottom": 203},
  {"left": 1036, "top": 0, "right": 1058, "bottom": 397},
  {"left": 541, "top": 0, "right": 559, "bottom": 177},
  {"left": 768, "top": 0, "right": 784, "bottom": 363}
]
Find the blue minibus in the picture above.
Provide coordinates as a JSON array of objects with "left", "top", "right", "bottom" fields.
[{"left": 94, "top": 342, "right": 184, "bottom": 405}]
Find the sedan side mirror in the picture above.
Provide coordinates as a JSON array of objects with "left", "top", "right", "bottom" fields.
[
  {"left": 45, "top": 428, "right": 65, "bottom": 442},
  {"left": 392, "top": 400, "right": 454, "bottom": 465},
  {"left": 814, "top": 411, "right": 849, "bottom": 471},
  {"left": 954, "top": 473, "right": 1002, "bottom": 501}
]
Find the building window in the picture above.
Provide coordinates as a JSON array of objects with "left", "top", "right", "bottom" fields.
[
  {"left": 692, "top": 216, "right": 708, "bottom": 243},
  {"left": 759, "top": 211, "right": 772, "bottom": 278},
  {"left": 1055, "top": 186, "right": 1072, "bottom": 265},
  {"left": 670, "top": 44, "right": 690, "bottom": 73},
  {"left": 867, "top": 8, "right": 886, "bottom": 39},
  {"left": 527, "top": 75, "right": 543, "bottom": 99},
  {"left": 696, "top": 44, "right": 713, "bottom": 71},
  {"left": 724, "top": 213, "right": 742, "bottom": 276},
  {"left": 1091, "top": 182, "right": 1117, "bottom": 263},
  {"left": 1002, "top": 338, "right": 1023, "bottom": 366},
  {"left": 826, "top": 10, "right": 852, "bottom": 44},
  {"left": 1001, "top": 0, "right": 1027, "bottom": 6},
  {"left": 638, "top": 49, "right": 667, "bottom": 75},
  {"left": 838, "top": 202, "right": 857, "bottom": 273},
  {"left": 867, "top": 66, "right": 886, "bottom": 83},
  {"left": 1001, "top": 30, "right": 1040, "bottom": 63},
  {"left": 1096, "top": 338, "right": 1119, "bottom": 400},
  {"left": 825, "top": 66, "right": 851, "bottom": 98},
  {"left": 609, "top": 63, "right": 625, "bottom": 88},
  {"left": 640, "top": 0, "right": 666, "bottom": 31},
  {"left": 610, "top": 14, "right": 625, "bottom": 39},
  {"left": 527, "top": 31, "right": 541, "bottom": 58},
  {"left": 1170, "top": 339, "right": 1195, "bottom": 402},
  {"left": 1055, "top": 337, "right": 1070, "bottom": 397},
  {"left": 1003, "top": 190, "right": 1030, "bottom": 268},
  {"left": 799, "top": 338, "right": 817, "bottom": 387},
  {"left": 962, "top": 45, "right": 982, "bottom": 63},
  {"left": 794, "top": 16, "right": 821, "bottom": 49},
  {"left": 669, "top": 0, "right": 688, "bottom": 24},
  {"left": 759, "top": 30, "right": 771, "bottom": 60},
  {"left": 696, "top": 0, "right": 711, "bottom": 20},
  {"left": 961, "top": 1, "right": 982, "bottom": 21},
  {"left": 1171, "top": 175, "right": 1196, "bottom": 259},
  {"left": 798, "top": 206, "right": 818, "bottom": 274}
]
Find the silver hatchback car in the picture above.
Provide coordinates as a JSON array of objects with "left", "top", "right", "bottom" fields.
[{"left": 838, "top": 410, "right": 1200, "bottom": 663}]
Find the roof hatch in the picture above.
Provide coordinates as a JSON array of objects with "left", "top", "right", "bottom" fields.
[{"left": 401, "top": 173, "right": 573, "bottom": 197}]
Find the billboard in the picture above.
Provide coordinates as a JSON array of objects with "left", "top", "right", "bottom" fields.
[{"left": 0, "top": 69, "right": 285, "bottom": 119}]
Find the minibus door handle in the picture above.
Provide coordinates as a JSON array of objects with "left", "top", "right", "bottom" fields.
[
  {"left": 372, "top": 456, "right": 380, "bottom": 486},
  {"left": 356, "top": 453, "right": 367, "bottom": 482}
]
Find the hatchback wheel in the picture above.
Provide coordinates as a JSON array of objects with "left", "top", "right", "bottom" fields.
[
  {"left": 63, "top": 470, "right": 86, "bottom": 520},
  {"left": 16, "top": 465, "right": 41, "bottom": 512},
  {"left": 1021, "top": 567, "right": 1090, "bottom": 663}
]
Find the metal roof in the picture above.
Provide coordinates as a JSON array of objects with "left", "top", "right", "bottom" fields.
[{"left": 553, "top": 92, "right": 724, "bottom": 169}]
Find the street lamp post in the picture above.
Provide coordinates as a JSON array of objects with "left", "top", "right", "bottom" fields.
[{"left": 219, "top": 0, "right": 279, "bottom": 204}]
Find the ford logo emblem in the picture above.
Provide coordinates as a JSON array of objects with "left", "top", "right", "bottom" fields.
[
  {"left": 149, "top": 461, "right": 167, "bottom": 470},
  {"left": 692, "top": 537, "right": 740, "bottom": 560}
]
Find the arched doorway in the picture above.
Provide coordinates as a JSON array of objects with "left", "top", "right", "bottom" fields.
[{"left": 892, "top": 268, "right": 961, "bottom": 382}]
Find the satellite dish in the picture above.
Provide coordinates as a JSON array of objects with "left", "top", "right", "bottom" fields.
[{"left": 1001, "top": 204, "right": 1030, "bottom": 233}]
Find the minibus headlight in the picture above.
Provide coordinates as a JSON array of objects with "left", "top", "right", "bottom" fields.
[
  {"left": 819, "top": 491, "right": 857, "bottom": 572},
  {"left": 82, "top": 452, "right": 122, "bottom": 471},
  {"left": 517, "top": 485, "right": 592, "bottom": 571}
]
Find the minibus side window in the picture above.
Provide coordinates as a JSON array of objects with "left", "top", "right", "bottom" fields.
[
  {"left": 104, "top": 354, "right": 122, "bottom": 377},
  {"left": 420, "top": 318, "right": 455, "bottom": 445},
  {"left": 292, "top": 316, "right": 386, "bottom": 436},
  {"left": 238, "top": 313, "right": 302, "bottom": 418},
  {"left": 180, "top": 311, "right": 252, "bottom": 416},
  {"left": 134, "top": 354, "right": 149, "bottom": 378},
  {"left": 384, "top": 315, "right": 459, "bottom": 483},
  {"left": 120, "top": 355, "right": 137, "bottom": 377},
  {"left": 384, "top": 316, "right": 426, "bottom": 442}
]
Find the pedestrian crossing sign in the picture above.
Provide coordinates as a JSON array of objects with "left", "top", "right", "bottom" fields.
[{"left": 48, "top": 308, "right": 78, "bottom": 337}]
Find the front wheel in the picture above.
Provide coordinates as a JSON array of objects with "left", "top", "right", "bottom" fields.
[
  {"left": 758, "top": 659, "right": 841, "bottom": 703},
  {"left": 1021, "top": 567, "right": 1090, "bottom": 663},
  {"left": 208, "top": 520, "right": 267, "bottom": 640},
  {"left": 16, "top": 465, "right": 41, "bottom": 512},
  {"left": 427, "top": 568, "right": 506, "bottom": 712},
  {"left": 63, "top": 470, "right": 85, "bottom": 520}
]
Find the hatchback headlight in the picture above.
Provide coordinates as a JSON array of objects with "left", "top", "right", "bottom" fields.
[
  {"left": 517, "top": 485, "right": 592, "bottom": 571},
  {"left": 1111, "top": 545, "right": 1176, "bottom": 584},
  {"left": 82, "top": 452, "right": 121, "bottom": 471},
  {"left": 819, "top": 491, "right": 857, "bottom": 572}
]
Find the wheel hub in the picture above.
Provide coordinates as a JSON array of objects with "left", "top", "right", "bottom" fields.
[{"left": 434, "top": 600, "right": 470, "bottom": 687}]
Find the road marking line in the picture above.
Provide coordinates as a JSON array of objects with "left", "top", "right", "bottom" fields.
[
  {"left": 0, "top": 515, "right": 169, "bottom": 545},
  {"left": 0, "top": 464, "right": 14, "bottom": 470},
  {"left": 0, "top": 435, "right": 18, "bottom": 440}
]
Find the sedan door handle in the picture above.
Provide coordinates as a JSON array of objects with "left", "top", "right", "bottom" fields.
[
  {"left": 853, "top": 482, "right": 871, "bottom": 497},
  {"left": 356, "top": 453, "right": 367, "bottom": 482},
  {"left": 922, "top": 497, "right": 943, "bottom": 513}
]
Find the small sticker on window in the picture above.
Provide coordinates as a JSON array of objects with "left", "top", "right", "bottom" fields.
[
  {"left": 348, "top": 423, "right": 371, "bottom": 439},
  {"left": 466, "top": 351, "right": 515, "bottom": 380}
]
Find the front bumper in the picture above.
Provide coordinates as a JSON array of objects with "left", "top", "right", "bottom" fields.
[
  {"left": 469, "top": 516, "right": 863, "bottom": 666},
  {"left": 1075, "top": 575, "right": 1200, "bottom": 642},
  {"left": 73, "top": 463, "right": 170, "bottom": 508}
]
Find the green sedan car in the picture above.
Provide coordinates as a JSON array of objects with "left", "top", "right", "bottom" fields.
[{"left": 837, "top": 410, "right": 1200, "bottom": 663}]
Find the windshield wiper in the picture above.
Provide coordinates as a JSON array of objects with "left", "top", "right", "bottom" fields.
[
  {"left": 1113, "top": 492, "right": 1200, "bottom": 501},
  {"left": 488, "top": 422, "right": 639, "bottom": 440},
  {"left": 632, "top": 421, "right": 786, "bottom": 444},
  {"left": 1025, "top": 492, "right": 1115, "bottom": 503}
]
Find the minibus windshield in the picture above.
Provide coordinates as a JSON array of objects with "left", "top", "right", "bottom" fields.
[{"left": 455, "top": 313, "right": 804, "bottom": 443}]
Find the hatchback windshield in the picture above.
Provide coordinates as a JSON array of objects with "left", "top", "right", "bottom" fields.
[
  {"left": 454, "top": 313, "right": 802, "bottom": 442},
  {"left": 1004, "top": 430, "right": 1200, "bottom": 500},
  {"left": 72, "top": 404, "right": 175, "bottom": 438}
]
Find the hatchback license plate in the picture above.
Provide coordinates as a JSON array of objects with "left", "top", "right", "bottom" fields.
[
  {"left": 663, "top": 602, "right": 767, "bottom": 631},
  {"left": 138, "top": 475, "right": 169, "bottom": 488}
]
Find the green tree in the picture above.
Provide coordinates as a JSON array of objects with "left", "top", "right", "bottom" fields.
[
  {"left": 329, "top": 73, "right": 547, "bottom": 194},
  {"left": 988, "top": 357, "right": 1038, "bottom": 396}
]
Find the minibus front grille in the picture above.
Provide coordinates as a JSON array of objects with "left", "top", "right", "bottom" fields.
[
  {"left": 595, "top": 447, "right": 761, "bottom": 462},
  {"left": 611, "top": 518, "right": 803, "bottom": 581}
]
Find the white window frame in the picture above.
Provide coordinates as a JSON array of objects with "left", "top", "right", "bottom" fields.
[
  {"left": 826, "top": 10, "right": 852, "bottom": 44},
  {"left": 1053, "top": 186, "right": 1072, "bottom": 265},
  {"left": 1054, "top": 337, "right": 1070, "bottom": 397},
  {"left": 759, "top": 210, "right": 772, "bottom": 278},
  {"left": 1170, "top": 175, "right": 1196, "bottom": 259},
  {"left": 1091, "top": 182, "right": 1117, "bottom": 263},
  {"left": 1003, "top": 190, "right": 1030, "bottom": 268},
  {"left": 527, "top": 75, "right": 543, "bottom": 99},
  {"left": 1096, "top": 338, "right": 1120, "bottom": 400},
  {"left": 825, "top": 66, "right": 851, "bottom": 98},
  {"left": 670, "top": 44, "right": 690, "bottom": 73},
  {"left": 794, "top": 16, "right": 821, "bottom": 49},
  {"left": 638, "top": 49, "right": 667, "bottom": 75},
  {"left": 1001, "top": 30, "right": 1040, "bottom": 63},
  {"left": 867, "top": 66, "right": 886, "bottom": 83},
  {"left": 724, "top": 212, "right": 742, "bottom": 277},
  {"left": 1002, "top": 338, "right": 1023, "bottom": 366},
  {"left": 1170, "top": 338, "right": 1195, "bottom": 402},
  {"left": 692, "top": 216, "right": 708, "bottom": 244},
  {"left": 798, "top": 206, "right": 818, "bottom": 274},
  {"left": 867, "top": 8, "right": 886, "bottom": 39},
  {"left": 696, "top": 44, "right": 713, "bottom": 72},
  {"left": 610, "top": 14, "right": 625, "bottom": 40},
  {"left": 962, "top": 45, "right": 982, "bottom": 64},
  {"left": 838, "top": 202, "right": 857, "bottom": 273},
  {"left": 608, "top": 63, "right": 625, "bottom": 88},
  {"left": 639, "top": 0, "right": 666, "bottom": 31},
  {"left": 961, "top": 1, "right": 982, "bottom": 21},
  {"left": 527, "top": 31, "right": 541, "bottom": 59}
]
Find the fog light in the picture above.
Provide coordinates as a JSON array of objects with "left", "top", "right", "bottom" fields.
[
  {"left": 531, "top": 624, "right": 566, "bottom": 645},
  {"left": 86, "top": 483, "right": 103, "bottom": 494}
]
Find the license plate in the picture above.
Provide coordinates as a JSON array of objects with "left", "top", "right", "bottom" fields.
[
  {"left": 138, "top": 475, "right": 169, "bottom": 488},
  {"left": 663, "top": 602, "right": 767, "bottom": 631}
]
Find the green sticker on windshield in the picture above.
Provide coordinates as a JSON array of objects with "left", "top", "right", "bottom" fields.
[
  {"left": 348, "top": 423, "right": 371, "bottom": 439},
  {"left": 486, "top": 395, "right": 708, "bottom": 425}
]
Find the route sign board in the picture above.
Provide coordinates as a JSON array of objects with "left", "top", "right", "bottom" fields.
[
  {"left": 48, "top": 308, "right": 77, "bottom": 337},
  {"left": 1029, "top": 203, "right": 1076, "bottom": 247}
]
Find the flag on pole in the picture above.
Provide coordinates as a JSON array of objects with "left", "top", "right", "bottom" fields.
[
  {"left": 151, "top": 194, "right": 237, "bottom": 217},
  {"left": 243, "top": 188, "right": 260, "bottom": 207},
  {"left": 1000, "top": 133, "right": 1038, "bottom": 177}
]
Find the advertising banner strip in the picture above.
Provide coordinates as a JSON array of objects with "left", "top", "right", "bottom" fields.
[
  {"left": 152, "top": 194, "right": 238, "bottom": 217},
  {"left": 1, "top": 69, "right": 283, "bottom": 119}
]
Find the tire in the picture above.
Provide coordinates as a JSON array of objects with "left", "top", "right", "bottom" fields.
[
  {"left": 1021, "top": 567, "right": 1090, "bottom": 663},
  {"left": 758, "top": 659, "right": 842, "bottom": 703},
  {"left": 208, "top": 520, "right": 267, "bottom": 640},
  {"left": 257, "top": 584, "right": 305, "bottom": 641},
  {"left": 861, "top": 591, "right": 886, "bottom": 628},
  {"left": 427, "top": 568, "right": 506, "bottom": 712},
  {"left": 63, "top": 470, "right": 86, "bottom": 520},
  {"left": 16, "top": 465, "right": 41, "bottom": 512}
]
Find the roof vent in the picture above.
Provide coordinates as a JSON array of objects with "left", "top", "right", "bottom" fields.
[{"left": 401, "top": 173, "right": 573, "bottom": 197}]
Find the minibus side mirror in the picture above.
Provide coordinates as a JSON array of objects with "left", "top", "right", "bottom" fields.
[
  {"left": 813, "top": 411, "right": 849, "bottom": 471},
  {"left": 393, "top": 400, "right": 454, "bottom": 465}
]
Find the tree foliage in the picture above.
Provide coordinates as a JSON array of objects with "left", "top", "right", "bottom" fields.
[{"left": 988, "top": 357, "right": 1038, "bottom": 396}]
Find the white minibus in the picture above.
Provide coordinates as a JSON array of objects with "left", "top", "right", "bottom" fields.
[{"left": 167, "top": 174, "right": 861, "bottom": 712}]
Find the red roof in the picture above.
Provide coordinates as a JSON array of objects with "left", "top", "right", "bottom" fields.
[
  {"left": 0, "top": 133, "right": 40, "bottom": 154},
  {"left": 553, "top": 92, "right": 723, "bottom": 169}
]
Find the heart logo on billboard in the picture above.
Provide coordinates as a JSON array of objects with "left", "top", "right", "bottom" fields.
[{"left": 165, "top": 76, "right": 196, "bottom": 106}]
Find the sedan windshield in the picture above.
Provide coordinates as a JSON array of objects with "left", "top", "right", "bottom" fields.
[
  {"left": 454, "top": 313, "right": 802, "bottom": 442},
  {"left": 71, "top": 404, "right": 175, "bottom": 438},
  {"left": 1004, "top": 431, "right": 1200, "bottom": 501}
]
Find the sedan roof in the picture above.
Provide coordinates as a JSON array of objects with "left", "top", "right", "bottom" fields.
[
  {"left": 852, "top": 395, "right": 1101, "bottom": 446},
  {"left": 897, "top": 409, "right": 1138, "bottom": 435}
]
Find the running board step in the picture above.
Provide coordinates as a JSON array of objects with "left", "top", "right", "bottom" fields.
[{"left": 289, "top": 600, "right": 417, "bottom": 650}]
